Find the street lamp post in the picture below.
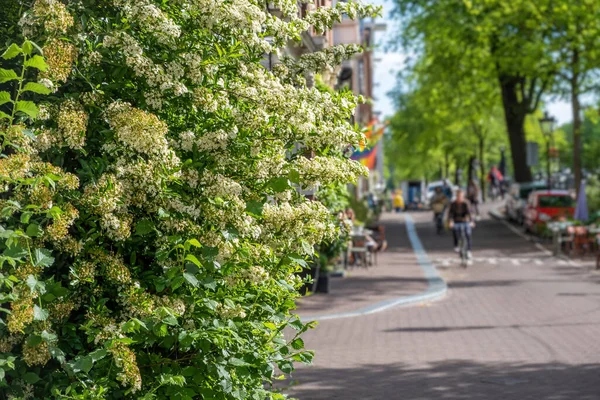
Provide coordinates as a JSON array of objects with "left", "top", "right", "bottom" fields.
[{"left": 539, "top": 111, "right": 556, "bottom": 191}]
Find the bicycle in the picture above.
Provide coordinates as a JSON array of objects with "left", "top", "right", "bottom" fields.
[{"left": 434, "top": 212, "right": 444, "bottom": 235}]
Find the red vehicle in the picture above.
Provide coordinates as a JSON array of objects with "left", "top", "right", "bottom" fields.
[{"left": 524, "top": 190, "right": 575, "bottom": 233}]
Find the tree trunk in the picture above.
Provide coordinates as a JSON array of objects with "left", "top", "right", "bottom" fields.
[
  {"left": 571, "top": 50, "right": 582, "bottom": 197},
  {"left": 444, "top": 151, "right": 449, "bottom": 179},
  {"left": 479, "top": 137, "right": 486, "bottom": 202},
  {"left": 499, "top": 75, "right": 532, "bottom": 183},
  {"left": 454, "top": 159, "right": 461, "bottom": 186},
  {"left": 467, "top": 155, "right": 475, "bottom": 182}
]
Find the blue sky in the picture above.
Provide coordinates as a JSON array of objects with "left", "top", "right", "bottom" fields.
[{"left": 370, "top": 0, "right": 573, "bottom": 125}]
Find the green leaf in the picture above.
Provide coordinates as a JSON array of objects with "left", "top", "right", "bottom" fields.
[
  {"left": 183, "top": 272, "right": 199, "bottom": 288},
  {"left": 24, "top": 55, "right": 48, "bottom": 71},
  {"left": 89, "top": 349, "right": 108, "bottom": 362},
  {"left": 22, "top": 41, "right": 33, "bottom": 55},
  {"left": 286, "top": 254, "right": 308, "bottom": 268},
  {"left": 26, "top": 224, "right": 43, "bottom": 238},
  {"left": 26, "top": 335, "right": 43, "bottom": 347},
  {"left": 277, "top": 360, "right": 294, "bottom": 374},
  {"left": 229, "top": 358, "right": 250, "bottom": 367},
  {"left": 73, "top": 356, "right": 93, "bottom": 373},
  {"left": 15, "top": 101, "right": 39, "bottom": 119},
  {"left": 20, "top": 211, "right": 32, "bottom": 224},
  {"left": 0, "top": 68, "right": 18, "bottom": 83},
  {"left": 135, "top": 219, "right": 155, "bottom": 236},
  {"left": 245, "top": 200, "right": 264, "bottom": 216},
  {"left": 33, "top": 305, "right": 49, "bottom": 321},
  {"left": 4, "top": 245, "right": 27, "bottom": 259},
  {"left": 0, "top": 91, "right": 12, "bottom": 106},
  {"left": 0, "top": 111, "right": 10, "bottom": 120},
  {"left": 48, "top": 346, "right": 65, "bottom": 364},
  {"left": 0, "top": 369, "right": 4, "bottom": 381},
  {"left": 33, "top": 248, "right": 54, "bottom": 267},
  {"left": 289, "top": 169, "right": 301, "bottom": 184},
  {"left": 41, "top": 330, "right": 57, "bottom": 343},
  {"left": 185, "top": 254, "right": 202, "bottom": 267},
  {"left": 292, "top": 350, "right": 314, "bottom": 364},
  {"left": 1, "top": 43, "right": 22, "bottom": 60},
  {"left": 203, "top": 277, "right": 217, "bottom": 291},
  {"left": 289, "top": 318, "right": 304, "bottom": 331},
  {"left": 264, "top": 322, "right": 277, "bottom": 330},
  {"left": 186, "top": 238, "right": 202, "bottom": 248},
  {"left": 270, "top": 177, "right": 291, "bottom": 192},
  {"left": 22, "top": 82, "right": 51, "bottom": 95},
  {"left": 22, "top": 372, "right": 40, "bottom": 384},
  {"left": 291, "top": 338, "right": 305, "bottom": 350}
]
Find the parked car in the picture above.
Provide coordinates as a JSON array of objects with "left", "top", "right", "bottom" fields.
[
  {"left": 506, "top": 181, "right": 548, "bottom": 225},
  {"left": 523, "top": 190, "right": 575, "bottom": 234}
]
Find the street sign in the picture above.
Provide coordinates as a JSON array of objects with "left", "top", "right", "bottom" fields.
[{"left": 526, "top": 142, "right": 539, "bottom": 167}]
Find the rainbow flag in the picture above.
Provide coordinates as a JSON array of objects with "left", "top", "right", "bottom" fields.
[
  {"left": 351, "top": 143, "right": 378, "bottom": 170},
  {"left": 351, "top": 121, "right": 385, "bottom": 170}
]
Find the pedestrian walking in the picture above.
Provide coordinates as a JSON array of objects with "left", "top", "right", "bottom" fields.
[{"left": 393, "top": 189, "right": 405, "bottom": 213}]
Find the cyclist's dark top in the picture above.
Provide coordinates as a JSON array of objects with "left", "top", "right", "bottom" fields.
[{"left": 448, "top": 201, "right": 471, "bottom": 223}]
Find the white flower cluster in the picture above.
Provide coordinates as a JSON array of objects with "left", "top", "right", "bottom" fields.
[
  {"left": 295, "top": 156, "right": 367, "bottom": 187},
  {"left": 200, "top": 171, "right": 243, "bottom": 198},
  {"left": 114, "top": 0, "right": 181, "bottom": 45},
  {"left": 106, "top": 101, "right": 171, "bottom": 158},
  {"left": 281, "top": 44, "right": 362, "bottom": 80},
  {"left": 103, "top": 33, "right": 186, "bottom": 96},
  {"left": 215, "top": 303, "right": 246, "bottom": 319},
  {"left": 167, "top": 197, "right": 202, "bottom": 219},
  {"left": 230, "top": 65, "right": 363, "bottom": 150},
  {"left": 113, "top": 159, "right": 168, "bottom": 208},
  {"left": 240, "top": 265, "right": 270, "bottom": 285},
  {"left": 192, "top": 87, "right": 229, "bottom": 113},
  {"left": 182, "top": 0, "right": 267, "bottom": 48},
  {"left": 177, "top": 128, "right": 235, "bottom": 153},
  {"left": 56, "top": 99, "right": 88, "bottom": 150},
  {"left": 305, "top": 1, "right": 380, "bottom": 34},
  {"left": 20, "top": 0, "right": 74, "bottom": 36},
  {"left": 262, "top": 201, "right": 337, "bottom": 255}
]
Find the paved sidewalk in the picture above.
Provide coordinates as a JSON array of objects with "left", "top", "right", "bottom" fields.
[
  {"left": 296, "top": 212, "right": 431, "bottom": 318},
  {"left": 284, "top": 206, "right": 600, "bottom": 400}
]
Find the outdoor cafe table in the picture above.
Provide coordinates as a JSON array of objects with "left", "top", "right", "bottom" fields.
[
  {"left": 548, "top": 222, "right": 600, "bottom": 256},
  {"left": 548, "top": 221, "right": 574, "bottom": 256},
  {"left": 344, "top": 229, "right": 374, "bottom": 268}
]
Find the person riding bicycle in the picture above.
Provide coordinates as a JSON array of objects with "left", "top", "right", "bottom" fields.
[
  {"left": 448, "top": 190, "right": 475, "bottom": 260},
  {"left": 487, "top": 166, "right": 504, "bottom": 200},
  {"left": 467, "top": 178, "right": 481, "bottom": 220},
  {"left": 431, "top": 187, "right": 448, "bottom": 229}
]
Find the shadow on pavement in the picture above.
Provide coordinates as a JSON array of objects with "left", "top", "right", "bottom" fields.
[
  {"left": 382, "top": 321, "right": 600, "bottom": 333},
  {"left": 283, "top": 361, "right": 600, "bottom": 399}
]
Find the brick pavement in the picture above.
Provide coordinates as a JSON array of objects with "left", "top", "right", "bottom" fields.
[
  {"left": 284, "top": 205, "right": 600, "bottom": 400},
  {"left": 296, "top": 211, "right": 430, "bottom": 317}
]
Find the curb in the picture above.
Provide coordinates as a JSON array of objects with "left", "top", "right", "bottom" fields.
[
  {"left": 300, "top": 214, "right": 448, "bottom": 322},
  {"left": 487, "top": 208, "right": 584, "bottom": 263},
  {"left": 489, "top": 208, "right": 506, "bottom": 221}
]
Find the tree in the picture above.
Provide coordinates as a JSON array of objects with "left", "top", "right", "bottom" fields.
[
  {"left": 547, "top": 1, "right": 600, "bottom": 195},
  {"left": 386, "top": 49, "right": 507, "bottom": 194},
  {"left": 391, "top": 0, "right": 557, "bottom": 183},
  {"left": 0, "top": 0, "right": 379, "bottom": 398}
]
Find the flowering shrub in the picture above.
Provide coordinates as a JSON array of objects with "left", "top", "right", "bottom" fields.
[{"left": 0, "top": 0, "right": 379, "bottom": 398}]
